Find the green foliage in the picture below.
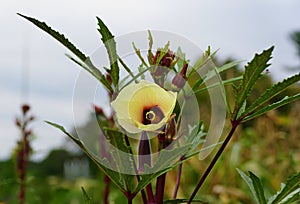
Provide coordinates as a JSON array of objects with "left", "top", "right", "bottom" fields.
[
  {"left": 103, "top": 128, "right": 136, "bottom": 191},
  {"left": 17, "top": 13, "right": 87, "bottom": 62},
  {"left": 133, "top": 42, "right": 149, "bottom": 67},
  {"left": 81, "top": 187, "right": 93, "bottom": 204},
  {"left": 238, "top": 170, "right": 300, "bottom": 204},
  {"left": 242, "top": 73, "right": 300, "bottom": 118},
  {"left": 268, "top": 172, "right": 300, "bottom": 204},
  {"left": 18, "top": 14, "right": 113, "bottom": 94},
  {"left": 96, "top": 17, "right": 119, "bottom": 87},
  {"left": 65, "top": 54, "right": 113, "bottom": 93},
  {"left": 243, "top": 93, "right": 300, "bottom": 122},
  {"left": 232, "top": 46, "right": 274, "bottom": 120},
  {"left": 147, "top": 30, "right": 154, "bottom": 65},
  {"left": 45, "top": 121, "right": 132, "bottom": 194},
  {"left": 230, "top": 46, "right": 300, "bottom": 124}
]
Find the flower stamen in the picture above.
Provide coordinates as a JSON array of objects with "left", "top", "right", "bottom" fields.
[{"left": 143, "top": 106, "right": 164, "bottom": 125}]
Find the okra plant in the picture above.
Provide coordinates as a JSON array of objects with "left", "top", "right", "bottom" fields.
[{"left": 19, "top": 13, "right": 300, "bottom": 204}]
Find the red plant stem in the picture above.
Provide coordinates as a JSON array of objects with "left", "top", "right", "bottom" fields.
[
  {"left": 187, "top": 121, "right": 239, "bottom": 204},
  {"left": 19, "top": 180, "right": 25, "bottom": 204},
  {"left": 18, "top": 110, "right": 31, "bottom": 204},
  {"left": 156, "top": 173, "right": 166, "bottom": 204},
  {"left": 173, "top": 159, "right": 183, "bottom": 199},
  {"left": 155, "top": 127, "right": 169, "bottom": 204},
  {"left": 146, "top": 183, "right": 156, "bottom": 203},
  {"left": 104, "top": 175, "right": 110, "bottom": 204},
  {"left": 18, "top": 140, "right": 27, "bottom": 204}
]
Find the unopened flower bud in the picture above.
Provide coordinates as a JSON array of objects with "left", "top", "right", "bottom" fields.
[
  {"left": 15, "top": 118, "right": 21, "bottom": 127},
  {"left": 94, "top": 104, "right": 104, "bottom": 116},
  {"left": 21, "top": 104, "right": 30, "bottom": 115},
  {"left": 171, "top": 63, "right": 188, "bottom": 92},
  {"left": 153, "top": 49, "right": 175, "bottom": 68},
  {"left": 106, "top": 74, "right": 112, "bottom": 85},
  {"left": 25, "top": 130, "right": 32, "bottom": 136}
]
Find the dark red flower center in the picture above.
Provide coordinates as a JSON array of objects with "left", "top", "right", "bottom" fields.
[{"left": 142, "top": 105, "right": 164, "bottom": 125}]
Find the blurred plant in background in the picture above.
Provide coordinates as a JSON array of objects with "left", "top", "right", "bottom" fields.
[{"left": 14, "top": 104, "right": 34, "bottom": 204}]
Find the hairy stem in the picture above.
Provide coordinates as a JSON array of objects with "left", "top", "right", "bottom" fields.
[{"left": 187, "top": 121, "right": 239, "bottom": 203}]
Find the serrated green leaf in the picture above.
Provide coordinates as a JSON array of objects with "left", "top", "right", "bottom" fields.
[
  {"left": 134, "top": 140, "right": 222, "bottom": 194},
  {"left": 242, "top": 72, "right": 300, "bottom": 118},
  {"left": 118, "top": 56, "right": 135, "bottom": 79},
  {"left": 156, "top": 41, "right": 170, "bottom": 65},
  {"left": 65, "top": 54, "right": 113, "bottom": 93},
  {"left": 191, "top": 60, "right": 241, "bottom": 93},
  {"left": 132, "top": 42, "right": 148, "bottom": 67},
  {"left": 18, "top": 13, "right": 87, "bottom": 62},
  {"left": 45, "top": 121, "right": 130, "bottom": 193},
  {"left": 269, "top": 172, "right": 300, "bottom": 204},
  {"left": 217, "top": 60, "right": 242, "bottom": 74},
  {"left": 121, "top": 66, "right": 152, "bottom": 88},
  {"left": 237, "top": 100, "right": 247, "bottom": 119},
  {"left": 96, "top": 17, "right": 119, "bottom": 87},
  {"left": 204, "top": 61, "right": 242, "bottom": 83},
  {"left": 249, "top": 171, "right": 267, "bottom": 204},
  {"left": 176, "top": 47, "right": 187, "bottom": 72},
  {"left": 18, "top": 14, "right": 114, "bottom": 94},
  {"left": 191, "top": 75, "right": 206, "bottom": 91},
  {"left": 243, "top": 93, "right": 300, "bottom": 123},
  {"left": 188, "top": 47, "right": 218, "bottom": 78},
  {"left": 163, "top": 198, "right": 207, "bottom": 203},
  {"left": 237, "top": 168, "right": 260, "bottom": 204},
  {"left": 134, "top": 145, "right": 190, "bottom": 193},
  {"left": 279, "top": 192, "right": 300, "bottom": 204},
  {"left": 184, "top": 122, "right": 206, "bottom": 156},
  {"left": 147, "top": 30, "right": 154, "bottom": 65},
  {"left": 45, "top": 121, "right": 82, "bottom": 146},
  {"left": 233, "top": 46, "right": 274, "bottom": 120},
  {"left": 193, "top": 76, "right": 243, "bottom": 95},
  {"left": 81, "top": 187, "right": 92, "bottom": 204},
  {"left": 104, "top": 128, "right": 136, "bottom": 191}
]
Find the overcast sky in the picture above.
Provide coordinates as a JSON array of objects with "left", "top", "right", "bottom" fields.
[{"left": 1, "top": 0, "right": 300, "bottom": 160}]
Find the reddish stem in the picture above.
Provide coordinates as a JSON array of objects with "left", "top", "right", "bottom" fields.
[
  {"left": 146, "top": 183, "right": 156, "bottom": 203},
  {"left": 173, "top": 158, "right": 184, "bottom": 199},
  {"left": 187, "top": 121, "right": 239, "bottom": 203},
  {"left": 156, "top": 173, "right": 166, "bottom": 204},
  {"left": 104, "top": 175, "right": 110, "bottom": 204}
]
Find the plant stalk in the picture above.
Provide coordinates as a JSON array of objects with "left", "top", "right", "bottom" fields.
[
  {"left": 146, "top": 183, "right": 156, "bottom": 203},
  {"left": 104, "top": 175, "right": 110, "bottom": 204},
  {"left": 187, "top": 121, "right": 239, "bottom": 204},
  {"left": 124, "top": 134, "right": 148, "bottom": 204},
  {"left": 173, "top": 158, "right": 184, "bottom": 199},
  {"left": 156, "top": 173, "right": 166, "bottom": 204}
]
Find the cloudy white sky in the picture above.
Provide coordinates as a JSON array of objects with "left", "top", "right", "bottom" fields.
[{"left": 1, "top": 0, "right": 300, "bottom": 160}]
